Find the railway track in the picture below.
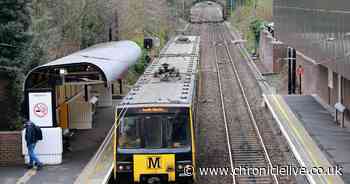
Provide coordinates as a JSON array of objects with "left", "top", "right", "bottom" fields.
[
  {"left": 193, "top": 23, "right": 233, "bottom": 184},
  {"left": 187, "top": 7, "right": 302, "bottom": 182},
  {"left": 210, "top": 23, "right": 278, "bottom": 184},
  {"left": 221, "top": 24, "right": 303, "bottom": 184}
]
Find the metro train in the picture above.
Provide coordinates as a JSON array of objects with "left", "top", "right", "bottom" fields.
[{"left": 113, "top": 35, "right": 200, "bottom": 184}]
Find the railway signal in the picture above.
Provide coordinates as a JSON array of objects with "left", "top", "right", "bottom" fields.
[{"left": 144, "top": 37, "right": 153, "bottom": 49}]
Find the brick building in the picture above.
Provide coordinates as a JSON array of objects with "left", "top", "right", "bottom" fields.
[{"left": 0, "top": 132, "right": 23, "bottom": 166}]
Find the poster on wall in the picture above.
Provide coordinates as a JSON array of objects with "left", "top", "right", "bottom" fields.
[
  {"left": 28, "top": 91, "right": 54, "bottom": 127},
  {"left": 328, "top": 68, "right": 333, "bottom": 89}
]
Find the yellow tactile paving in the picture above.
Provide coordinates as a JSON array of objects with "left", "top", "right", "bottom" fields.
[{"left": 264, "top": 94, "right": 344, "bottom": 184}]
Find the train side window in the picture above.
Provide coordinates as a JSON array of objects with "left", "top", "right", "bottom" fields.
[
  {"left": 166, "top": 115, "right": 190, "bottom": 148},
  {"left": 118, "top": 117, "right": 141, "bottom": 148}
]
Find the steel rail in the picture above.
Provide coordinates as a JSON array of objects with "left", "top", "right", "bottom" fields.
[
  {"left": 217, "top": 24, "right": 279, "bottom": 184},
  {"left": 211, "top": 24, "right": 236, "bottom": 184},
  {"left": 223, "top": 22, "right": 274, "bottom": 95}
]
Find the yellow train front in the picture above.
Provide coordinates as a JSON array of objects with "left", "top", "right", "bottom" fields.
[
  {"left": 113, "top": 35, "right": 200, "bottom": 184},
  {"left": 115, "top": 106, "right": 195, "bottom": 184}
]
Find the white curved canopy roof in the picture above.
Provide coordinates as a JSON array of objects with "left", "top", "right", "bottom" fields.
[{"left": 25, "top": 41, "right": 141, "bottom": 88}]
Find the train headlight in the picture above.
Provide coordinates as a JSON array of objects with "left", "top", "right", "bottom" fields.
[
  {"left": 117, "top": 162, "right": 132, "bottom": 172},
  {"left": 118, "top": 165, "right": 124, "bottom": 171},
  {"left": 125, "top": 165, "right": 132, "bottom": 170}
]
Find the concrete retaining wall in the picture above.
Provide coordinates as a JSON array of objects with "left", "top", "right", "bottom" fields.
[{"left": 259, "top": 30, "right": 286, "bottom": 73}]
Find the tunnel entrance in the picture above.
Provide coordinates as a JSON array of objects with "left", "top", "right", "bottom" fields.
[{"left": 190, "top": 1, "right": 226, "bottom": 23}]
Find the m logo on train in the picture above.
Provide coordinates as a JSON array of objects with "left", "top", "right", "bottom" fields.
[{"left": 147, "top": 157, "right": 161, "bottom": 169}]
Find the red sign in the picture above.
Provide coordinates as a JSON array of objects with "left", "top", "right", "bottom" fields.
[
  {"left": 297, "top": 67, "right": 304, "bottom": 76},
  {"left": 33, "top": 103, "right": 48, "bottom": 118}
]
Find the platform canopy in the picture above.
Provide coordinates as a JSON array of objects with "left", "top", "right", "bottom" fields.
[{"left": 24, "top": 41, "right": 141, "bottom": 90}]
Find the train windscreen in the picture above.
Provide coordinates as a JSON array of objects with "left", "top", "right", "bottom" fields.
[{"left": 118, "top": 112, "right": 190, "bottom": 149}]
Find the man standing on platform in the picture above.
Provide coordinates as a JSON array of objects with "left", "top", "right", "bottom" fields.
[{"left": 25, "top": 120, "right": 43, "bottom": 170}]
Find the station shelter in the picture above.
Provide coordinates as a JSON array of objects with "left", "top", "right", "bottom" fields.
[{"left": 22, "top": 41, "right": 141, "bottom": 164}]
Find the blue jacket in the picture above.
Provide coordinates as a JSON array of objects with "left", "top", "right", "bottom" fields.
[{"left": 25, "top": 121, "right": 37, "bottom": 145}]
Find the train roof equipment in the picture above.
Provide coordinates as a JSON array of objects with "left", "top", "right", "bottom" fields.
[
  {"left": 121, "top": 36, "right": 200, "bottom": 107},
  {"left": 160, "top": 36, "right": 200, "bottom": 57}
]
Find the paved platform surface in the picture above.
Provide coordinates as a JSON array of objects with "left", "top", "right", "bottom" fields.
[
  {"left": 284, "top": 95, "right": 350, "bottom": 183},
  {"left": 0, "top": 106, "right": 114, "bottom": 184},
  {"left": 264, "top": 94, "right": 345, "bottom": 184},
  {"left": 74, "top": 115, "right": 115, "bottom": 184}
]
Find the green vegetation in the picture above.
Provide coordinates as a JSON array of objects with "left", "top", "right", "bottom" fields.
[
  {"left": 133, "top": 37, "right": 147, "bottom": 75},
  {"left": 0, "top": 0, "right": 184, "bottom": 130},
  {"left": 0, "top": 0, "right": 32, "bottom": 130},
  {"left": 250, "top": 18, "right": 264, "bottom": 52},
  {"left": 0, "top": 0, "right": 118, "bottom": 130},
  {"left": 0, "top": 0, "right": 32, "bottom": 67},
  {"left": 230, "top": 0, "right": 272, "bottom": 53}
]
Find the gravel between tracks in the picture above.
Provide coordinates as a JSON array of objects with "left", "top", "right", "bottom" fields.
[
  {"left": 187, "top": 21, "right": 308, "bottom": 184},
  {"left": 222, "top": 24, "right": 308, "bottom": 184}
]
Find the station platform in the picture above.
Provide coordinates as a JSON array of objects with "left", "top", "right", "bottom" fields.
[
  {"left": 0, "top": 105, "right": 115, "bottom": 184},
  {"left": 264, "top": 94, "right": 346, "bottom": 184},
  {"left": 74, "top": 114, "right": 114, "bottom": 184}
]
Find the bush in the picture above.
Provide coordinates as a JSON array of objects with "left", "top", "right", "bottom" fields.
[
  {"left": 249, "top": 18, "right": 264, "bottom": 52},
  {"left": 0, "top": 69, "right": 25, "bottom": 131},
  {"left": 230, "top": 1, "right": 270, "bottom": 53}
]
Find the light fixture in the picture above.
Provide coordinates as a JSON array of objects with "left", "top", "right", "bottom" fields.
[{"left": 59, "top": 68, "right": 67, "bottom": 75}]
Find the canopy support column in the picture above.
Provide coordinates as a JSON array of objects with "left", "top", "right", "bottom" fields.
[{"left": 119, "top": 79, "right": 123, "bottom": 94}]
